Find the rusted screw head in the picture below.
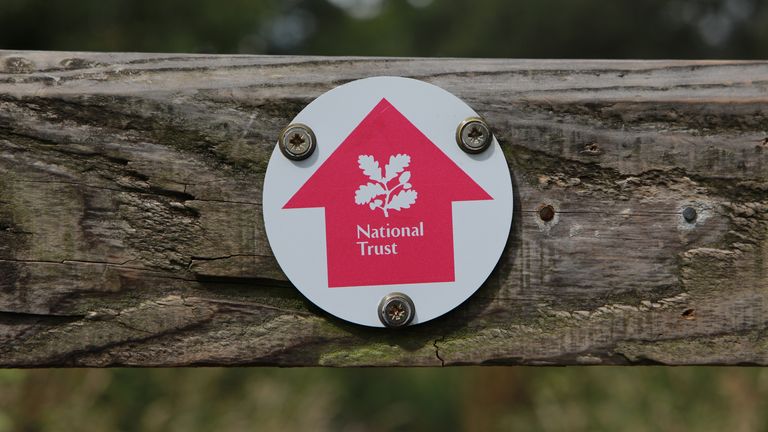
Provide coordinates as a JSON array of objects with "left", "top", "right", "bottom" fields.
[
  {"left": 539, "top": 205, "right": 555, "bottom": 222},
  {"left": 682, "top": 207, "right": 697, "bottom": 223},
  {"left": 456, "top": 117, "right": 492, "bottom": 154},
  {"left": 279, "top": 123, "right": 316, "bottom": 160},
  {"left": 378, "top": 292, "right": 415, "bottom": 328}
]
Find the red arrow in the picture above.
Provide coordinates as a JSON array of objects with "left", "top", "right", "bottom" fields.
[{"left": 284, "top": 98, "right": 492, "bottom": 288}]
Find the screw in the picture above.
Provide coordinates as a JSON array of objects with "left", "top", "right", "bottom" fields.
[
  {"left": 539, "top": 204, "right": 555, "bottom": 222},
  {"left": 279, "top": 123, "right": 316, "bottom": 160},
  {"left": 378, "top": 292, "right": 415, "bottom": 328},
  {"left": 682, "top": 207, "right": 697, "bottom": 223},
  {"left": 456, "top": 117, "right": 492, "bottom": 154}
]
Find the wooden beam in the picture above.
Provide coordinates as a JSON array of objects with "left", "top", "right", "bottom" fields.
[{"left": 0, "top": 51, "right": 766, "bottom": 366}]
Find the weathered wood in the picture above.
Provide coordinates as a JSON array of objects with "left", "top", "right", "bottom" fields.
[{"left": 0, "top": 51, "right": 766, "bottom": 367}]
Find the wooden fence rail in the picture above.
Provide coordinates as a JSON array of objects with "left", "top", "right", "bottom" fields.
[{"left": 0, "top": 50, "right": 766, "bottom": 366}]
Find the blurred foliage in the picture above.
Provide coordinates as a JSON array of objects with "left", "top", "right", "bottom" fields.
[
  {"left": 2, "top": 368, "right": 768, "bottom": 431},
  {"left": 2, "top": 1, "right": 768, "bottom": 431},
  {"left": 0, "top": 0, "right": 766, "bottom": 57}
]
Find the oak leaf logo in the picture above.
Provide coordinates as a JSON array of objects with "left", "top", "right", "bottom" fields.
[{"left": 354, "top": 154, "right": 417, "bottom": 217}]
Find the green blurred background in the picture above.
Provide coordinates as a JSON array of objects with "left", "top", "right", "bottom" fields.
[
  {"left": 2, "top": 0, "right": 768, "bottom": 431},
  {"left": 1, "top": 0, "right": 768, "bottom": 57},
  {"left": 3, "top": 368, "right": 768, "bottom": 431}
]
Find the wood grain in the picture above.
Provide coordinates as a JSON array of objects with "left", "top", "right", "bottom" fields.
[{"left": 0, "top": 51, "right": 766, "bottom": 366}]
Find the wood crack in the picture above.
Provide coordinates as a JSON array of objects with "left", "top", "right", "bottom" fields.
[{"left": 434, "top": 336, "right": 445, "bottom": 367}]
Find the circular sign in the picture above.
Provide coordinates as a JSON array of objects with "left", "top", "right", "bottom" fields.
[{"left": 263, "top": 77, "right": 513, "bottom": 327}]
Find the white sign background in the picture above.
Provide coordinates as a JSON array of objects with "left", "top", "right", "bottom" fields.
[{"left": 263, "top": 77, "right": 513, "bottom": 327}]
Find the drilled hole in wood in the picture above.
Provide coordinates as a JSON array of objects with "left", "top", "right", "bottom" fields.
[
  {"left": 539, "top": 205, "right": 555, "bottom": 222},
  {"left": 581, "top": 142, "right": 602, "bottom": 155}
]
